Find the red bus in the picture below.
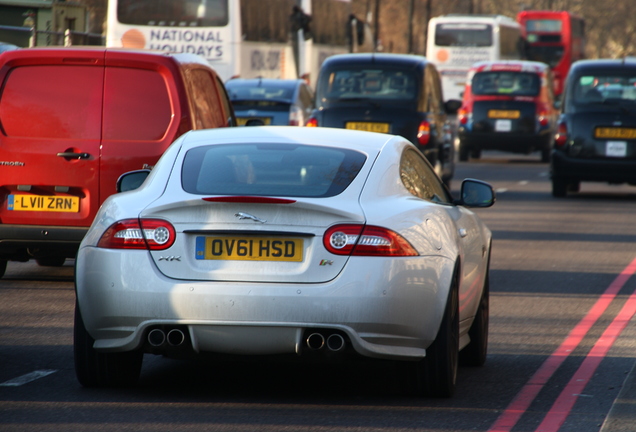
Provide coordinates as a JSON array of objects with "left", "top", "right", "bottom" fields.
[{"left": 516, "top": 10, "right": 585, "bottom": 97}]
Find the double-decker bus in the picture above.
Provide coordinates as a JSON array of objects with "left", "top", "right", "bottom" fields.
[
  {"left": 516, "top": 10, "right": 585, "bottom": 97},
  {"left": 106, "top": 0, "right": 373, "bottom": 84},
  {"left": 426, "top": 14, "right": 524, "bottom": 102}
]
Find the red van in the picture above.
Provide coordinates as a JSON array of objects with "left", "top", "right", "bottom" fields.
[
  {"left": 0, "top": 47, "right": 235, "bottom": 276},
  {"left": 457, "top": 60, "right": 558, "bottom": 162}
]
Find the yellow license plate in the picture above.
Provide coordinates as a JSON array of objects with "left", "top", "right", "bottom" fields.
[
  {"left": 345, "top": 122, "right": 390, "bottom": 133},
  {"left": 8, "top": 194, "right": 80, "bottom": 212},
  {"left": 595, "top": 127, "right": 636, "bottom": 139},
  {"left": 237, "top": 117, "right": 272, "bottom": 126},
  {"left": 195, "top": 236, "right": 303, "bottom": 262},
  {"left": 488, "top": 110, "right": 520, "bottom": 119}
]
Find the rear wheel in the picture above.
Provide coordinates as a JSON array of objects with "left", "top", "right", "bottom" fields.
[
  {"left": 471, "top": 149, "right": 482, "bottom": 160},
  {"left": 459, "top": 266, "right": 489, "bottom": 367},
  {"left": 552, "top": 177, "right": 568, "bottom": 197},
  {"left": 405, "top": 273, "right": 459, "bottom": 397},
  {"left": 74, "top": 301, "right": 143, "bottom": 387},
  {"left": 36, "top": 256, "right": 66, "bottom": 267},
  {"left": 459, "top": 142, "right": 470, "bottom": 162},
  {"left": 541, "top": 147, "right": 551, "bottom": 163},
  {"left": 0, "top": 260, "right": 7, "bottom": 278}
]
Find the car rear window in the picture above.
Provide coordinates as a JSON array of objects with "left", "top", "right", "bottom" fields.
[
  {"left": 317, "top": 66, "right": 418, "bottom": 103},
  {"left": 226, "top": 83, "right": 295, "bottom": 102},
  {"left": 471, "top": 71, "right": 541, "bottom": 96},
  {"left": 0, "top": 65, "right": 103, "bottom": 139},
  {"left": 181, "top": 143, "right": 367, "bottom": 198},
  {"left": 572, "top": 73, "right": 636, "bottom": 104}
]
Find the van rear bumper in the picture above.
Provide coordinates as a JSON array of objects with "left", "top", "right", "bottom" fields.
[{"left": 0, "top": 225, "right": 87, "bottom": 260}]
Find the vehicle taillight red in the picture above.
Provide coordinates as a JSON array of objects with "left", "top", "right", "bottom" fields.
[
  {"left": 554, "top": 122, "right": 568, "bottom": 147},
  {"left": 323, "top": 224, "right": 418, "bottom": 257},
  {"left": 417, "top": 121, "right": 431, "bottom": 145},
  {"left": 289, "top": 105, "right": 302, "bottom": 126},
  {"left": 305, "top": 117, "right": 318, "bottom": 127},
  {"left": 537, "top": 110, "right": 549, "bottom": 127},
  {"left": 458, "top": 108, "right": 469, "bottom": 125},
  {"left": 97, "top": 218, "right": 176, "bottom": 250}
]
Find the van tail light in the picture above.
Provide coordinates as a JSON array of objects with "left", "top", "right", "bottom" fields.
[
  {"left": 289, "top": 105, "right": 303, "bottom": 126},
  {"left": 97, "top": 219, "right": 176, "bottom": 250},
  {"left": 554, "top": 122, "right": 568, "bottom": 147},
  {"left": 417, "top": 121, "right": 431, "bottom": 145},
  {"left": 305, "top": 117, "right": 318, "bottom": 127},
  {"left": 537, "top": 110, "right": 550, "bottom": 127},
  {"left": 323, "top": 224, "right": 418, "bottom": 257},
  {"left": 458, "top": 108, "right": 470, "bottom": 125}
]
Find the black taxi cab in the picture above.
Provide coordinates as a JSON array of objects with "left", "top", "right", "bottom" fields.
[
  {"left": 457, "top": 60, "right": 557, "bottom": 162},
  {"left": 307, "top": 53, "right": 460, "bottom": 186}
]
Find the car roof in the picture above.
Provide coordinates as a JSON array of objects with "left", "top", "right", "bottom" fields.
[
  {"left": 569, "top": 58, "right": 636, "bottom": 74},
  {"left": 470, "top": 60, "right": 550, "bottom": 74},
  {"left": 177, "top": 126, "right": 401, "bottom": 154},
  {"left": 320, "top": 53, "right": 429, "bottom": 69}
]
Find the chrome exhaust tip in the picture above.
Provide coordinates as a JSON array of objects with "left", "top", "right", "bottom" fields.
[
  {"left": 167, "top": 329, "right": 185, "bottom": 347},
  {"left": 306, "top": 332, "right": 325, "bottom": 350},
  {"left": 148, "top": 329, "right": 166, "bottom": 347},
  {"left": 326, "top": 333, "right": 345, "bottom": 352}
]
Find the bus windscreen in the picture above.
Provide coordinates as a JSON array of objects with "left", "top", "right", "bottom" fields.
[
  {"left": 117, "top": 0, "right": 229, "bottom": 26},
  {"left": 435, "top": 24, "right": 493, "bottom": 47},
  {"left": 525, "top": 19, "right": 562, "bottom": 32}
]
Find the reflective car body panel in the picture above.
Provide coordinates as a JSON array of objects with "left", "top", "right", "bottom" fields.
[{"left": 75, "top": 127, "right": 492, "bottom": 367}]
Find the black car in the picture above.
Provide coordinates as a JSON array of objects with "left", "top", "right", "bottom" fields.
[
  {"left": 551, "top": 59, "right": 636, "bottom": 197},
  {"left": 307, "top": 53, "right": 460, "bottom": 186}
]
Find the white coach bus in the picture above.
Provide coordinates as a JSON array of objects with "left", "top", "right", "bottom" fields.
[{"left": 426, "top": 14, "right": 524, "bottom": 101}]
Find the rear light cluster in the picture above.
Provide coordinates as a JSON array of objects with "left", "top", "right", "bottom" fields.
[
  {"left": 457, "top": 108, "right": 470, "bottom": 126},
  {"left": 537, "top": 110, "right": 550, "bottom": 127},
  {"left": 323, "top": 224, "right": 418, "bottom": 256},
  {"left": 97, "top": 218, "right": 175, "bottom": 250},
  {"left": 554, "top": 122, "right": 568, "bottom": 147},
  {"left": 417, "top": 121, "right": 431, "bottom": 145},
  {"left": 289, "top": 105, "right": 303, "bottom": 126},
  {"left": 305, "top": 117, "right": 318, "bottom": 127}
]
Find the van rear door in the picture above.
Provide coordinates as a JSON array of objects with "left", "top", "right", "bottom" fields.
[
  {"left": 99, "top": 51, "right": 189, "bottom": 201},
  {"left": 0, "top": 50, "right": 104, "bottom": 228}
]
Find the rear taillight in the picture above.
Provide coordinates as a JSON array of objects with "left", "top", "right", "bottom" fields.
[
  {"left": 458, "top": 108, "right": 470, "bottom": 125},
  {"left": 417, "top": 121, "right": 431, "bottom": 145},
  {"left": 97, "top": 219, "right": 176, "bottom": 250},
  {"left": 323, "top": 224, "right": 418, "bottom": 257},
  {"left": 537, "top": 111, "right": 549, "bottom": 127},
  {"left": 554, "top": 122, "right": 568, "bottom": 147},
  {"left": 289, "top": 105, "right": 303, "bottom": 126},
  {"left": 306, "top": 117, "right": 318, "bottom": 127}
]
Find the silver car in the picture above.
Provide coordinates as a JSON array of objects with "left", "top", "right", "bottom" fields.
[{"left": 74, "top": 126, "right": 495, "bottom": 397}]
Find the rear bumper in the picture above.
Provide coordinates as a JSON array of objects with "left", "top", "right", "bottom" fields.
[
  {"left": 75, "top": 246, "right": 457, "bottom": 361},
  {"left": 551, "top": 151, "right": 636, "bottom": 183},
  {"left": 459, "top": 130, "right": 552, "bottom": 153},
  {"left": 0, "top": 224, "right": 86, "bottom": 260}
]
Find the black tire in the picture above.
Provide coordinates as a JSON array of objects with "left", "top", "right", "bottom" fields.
[
  {"left": 405, "top": 273, "right": 459, "bottom": 398},
  {"left": 459, "top": 267, "right": 489, "bottom": 367},
  {"left": 552, "top": 177, "right": 568, "bottom": 197},
  {"left": 471, "top": 149, "right": 482, "bottom": 159},
  {"left": 74, "top": 301, "right": 143, "bottom": 387},
  {"left": 0, "top": 260, "right": 7, "bottom": 278},
  {"left": 459, "top": 142, "right": 470, "bottom": 162},
  {"left": 541, "top": 147, "right": 551, "bottom": 163},
  {"left": 568, "top": 181, "right": 580, "bottom": 193},
  {"left": 36, "top": 256, "right": 66, "bottom": 267}
]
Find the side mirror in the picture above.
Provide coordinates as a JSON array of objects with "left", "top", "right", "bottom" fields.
[
  {"left": 445, "top": 99, "right": 462, "bottom": 114},
  {"left": 117, "top": 169, "right": 151, "bottom": 193},
  {"left": 455, "top": 178, "right": 495, "bottom": 207}
]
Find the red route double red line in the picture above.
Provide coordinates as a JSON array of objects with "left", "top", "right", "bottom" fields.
[{"left": 488, "top": 256, "right": 636, "bottom": 432}]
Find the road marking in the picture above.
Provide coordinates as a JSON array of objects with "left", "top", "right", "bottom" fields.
[
  {"left": 0, "top": 370, "right": 57, "bottom": 387},
  {"left": 488, "top": 256, "right": 636, "bottom": 432},
  {"left": 537, "top": 288, "right": 636, "bottom": 431}
]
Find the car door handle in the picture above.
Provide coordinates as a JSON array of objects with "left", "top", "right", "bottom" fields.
[
  {"left": 57, "top": 152, "right": 91, "bottom": 159},
  {"left": 458, "top": 228, "right": 467, "bottom": 238}
]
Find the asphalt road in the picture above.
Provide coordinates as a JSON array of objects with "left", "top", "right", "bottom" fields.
[{"left": 1, "top": 151, "right": 635, "bottom": 432}]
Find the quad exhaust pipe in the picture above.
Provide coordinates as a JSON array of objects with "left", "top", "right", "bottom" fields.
[
  {"left": 305, "top": 332, "right": 346, "bottom": 352},
  {"left": 147, "top": 328, "right": 186, "bottom": 347}
]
